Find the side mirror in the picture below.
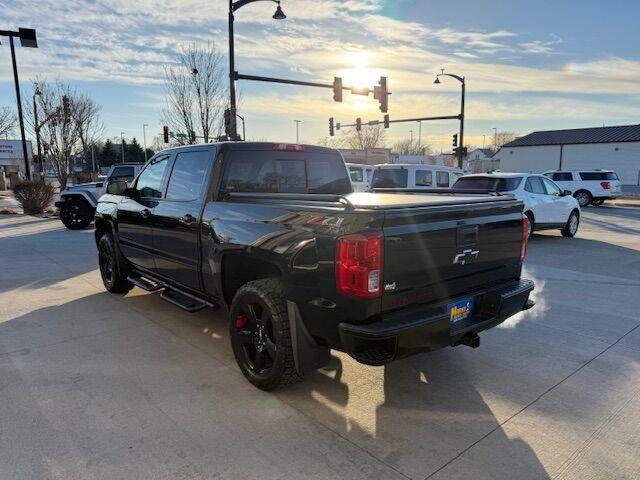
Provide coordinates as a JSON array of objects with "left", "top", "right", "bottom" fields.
[
  {"left": 561, "top": 190, "right": 572, "bottom": 196},
  {"left": 106, "top": 180, "right": 128, "bottom": 195}
]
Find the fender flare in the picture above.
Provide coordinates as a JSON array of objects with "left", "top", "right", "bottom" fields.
[{"left": 59, "top": 190, "right": 98, "bottom": 209}]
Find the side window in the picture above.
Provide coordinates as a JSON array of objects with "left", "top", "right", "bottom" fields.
[
  {"left": 165, "top": 151, "right": 210, "bottom": 200},
  {"left": 415, "top": 170, "right": 432, "bottom": 186},
  {"left": 580, "top": 172, "right": 606, "bottom": 181},
  {"left": 110, "top": 166, "right": 135, "bottom": 181},
  {"left": 349, "top": 167, "right": 364, "bottom": 183},
  {"left": 542, "top": 177, "right": 561, "bottom": 195},
  {"left": 525, "top": 176, "right": 546, "bottom": 194},
  {"left": 135, "top": 156, "right": 169, "bottom": 198},
  {"left": 551, "top": 172, "right": 572, "bottom": 182},
  {"left": 436, "top": 171, "right": 449, "bottom": 187}
]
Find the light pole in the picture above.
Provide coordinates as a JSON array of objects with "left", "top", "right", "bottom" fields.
[
  {"left": 493, "top": 127, "right": 498, "bottom": 150},
  {"left": 294, "top": 119, "right": 301, "bottom": 143},
  {"left": 228, "top": 0, "right": 286, "bottom": 140},
  {"left": 409, "top": 129, "right": 414, "bottom": 144},
  {"left": 418, "top": 120, "right": 422, "bottom": 148},
  {"left": 33, "top": 84, "right": 44, "bottom": 175},
  {"left": 143, "top": 124, "right": 148, "bottom": 162},
  {"left": 434, "top": 69, "right": 465, "bottom": 169},
  {"left": 1, "top": 27, "right": 38, "bottom": 180},
  {"left": 120, "top": 132, "right": 125, "bottom": 163},
  {"left": 236, "top": 114, "right": 246, "bottom": 141}
]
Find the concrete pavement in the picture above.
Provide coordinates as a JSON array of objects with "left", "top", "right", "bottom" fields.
[{"left": 1, "top": 206, "right": 639, "bottom": 479}]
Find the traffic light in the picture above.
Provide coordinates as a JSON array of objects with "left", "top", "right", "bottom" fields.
[
  {"left": 383, "top": 114, "right": 390, "bottom": 128},
  {"left": 356, "top": 118, "right": 362, "bottom": 132},
  {"left": 163, "top": 126, "right": 169, "bottom": 143},
  {"left": 452, "top": 133, "right": 458, "bottom": 148},
  {"left": 329, "top": 117, "right": 335, "bottom": 137},
  {"left": 374, "top": 76, "right": 389, "bottom": 113},
  {"left": 333, "top": 77, "right": 343, "bottom": 102}
]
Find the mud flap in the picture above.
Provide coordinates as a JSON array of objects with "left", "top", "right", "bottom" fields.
[{"left": 287, "top": 300, "right": 330, "bottom": 375}]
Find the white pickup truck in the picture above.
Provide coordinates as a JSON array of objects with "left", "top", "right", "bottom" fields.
[{"left": 55, "top": 163, "right": 143, "bottom": 229}]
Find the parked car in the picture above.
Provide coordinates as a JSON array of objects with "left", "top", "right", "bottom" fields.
[
  {"left": 346, "top": 163, "right": 373, "bottom": 191},
  {"left": 95, "top": 143, "right": 534, "bottom": 390},
  {"left": 55, "top": 163, "right": 143, "bottom": 229},
  {"left": 453, "top": 172, "right": 580, "bottom": 238},
  {"left": 371, "top": 164, "right": 463, "bottom": 190},
  {"left": 543, "top": 169, "right": 622, "bottom": 206}
]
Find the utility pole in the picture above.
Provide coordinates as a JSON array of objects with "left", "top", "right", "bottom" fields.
[
  {"left": 120, "top": 132, "right": 125, "bottom": 163},
  {"left": 409, "top": 129, "right": 414, "bottom": 144},
  {"left": 418, "top": 120, "right": 422, "bottom": 148},
  {"left": 143, "top": 124, "right": 148, "bottom": 162},
  {"left": 294, "top": 119, "right": 301, "bottom": 143},
  {"left": 493, "top": 127, "right": 498, "bottom": 150}
]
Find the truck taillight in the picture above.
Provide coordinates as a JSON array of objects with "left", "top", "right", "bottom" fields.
[
  {"left": 600, "top": 181, "right": 611, "bottom": 189},
  {"left": 521, "top": 215, "right": 529, "bottom": 263},
  {"left": 336, "top": 232, "right": 383, "bottom": 299},
  {"left": 273, "top": 144, "right": 305, "bottom": 152}
]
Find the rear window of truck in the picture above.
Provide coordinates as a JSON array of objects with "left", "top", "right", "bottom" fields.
[
  {"left": 221, "top": 151, "right": 351, "bottom": 194},
  {"left": 371, "top": 168, "right": 408, "bottom": 188},
  {"left": 453, "top": 176, "right": 523, "bottom": 192}
]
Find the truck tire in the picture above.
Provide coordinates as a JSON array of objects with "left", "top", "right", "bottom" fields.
[
  {"left": 561, "top": 210, "right": 580, "bottom": 238},
  {"left": 60, "top": 198, "right": 94, "bottom": 230},
  {"left": 573, "top": 190, "right": 592, "bottom": 207},
  {"left": 229, "top": 279, "right": 303, "bottom": 390},
  {"left": 98, "top": 233, "right": 133, "bottom": 293}
]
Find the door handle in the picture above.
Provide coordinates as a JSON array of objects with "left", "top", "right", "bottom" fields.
[
  {"left": 180, "top": 214, "right": 196, "bottom": 225},
  {"left": 140, "top": 208, "right": 151, "bottom": 219}
]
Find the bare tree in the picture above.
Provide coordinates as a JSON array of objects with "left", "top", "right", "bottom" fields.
[
  {"left": 161, "top": 42, "right": 227, "bottom": 144},
  {"left": 29, "top": 80, "right": 102, "bottom": 189},
  {"left": 318, "top": 125, "right": 386, "bottom": 150},
  {"left": 393, "top": 138, "right": 432, "bottom": 156},
  {"left": 493, "top": 132, "right": 518, "bottom": 150},
  {"left": 0, "top": 107, "right": 17, "bottom": 138}
]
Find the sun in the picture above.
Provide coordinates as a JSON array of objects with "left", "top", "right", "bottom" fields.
[{"left": 341, "top": 50, "right": 377, "bottom": 90}]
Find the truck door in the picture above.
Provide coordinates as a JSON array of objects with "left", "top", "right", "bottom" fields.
[
  {"left": 151, "top": 148, "right": 213, "bottom": 290},
  {"left": 118, "top": 155, "right": 170, "bottom": 271}
]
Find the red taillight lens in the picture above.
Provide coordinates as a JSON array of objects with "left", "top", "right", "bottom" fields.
[
  {"left": 600, "top": 181, "right": 611, "bottom": 189},
  {"left": 336, "top": 232, "right": 383, "bottom": 299},
  {"left": 521, "top": 215, "right": 529, "bottom": 263}
]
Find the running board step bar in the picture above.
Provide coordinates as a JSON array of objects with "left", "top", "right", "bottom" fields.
[
  {"left": 160, "top": 289, "right": 208, "bottom": 313},
  {"left": 127, "top": 275, "right": 164, "bottom": 292}
]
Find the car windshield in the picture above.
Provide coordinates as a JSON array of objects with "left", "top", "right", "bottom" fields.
[
  {"left": 371, "top": 168, "right": 408, "bottom": 188},
  {"left": 453, "top": 176, "right": 523, "bottom": 192}
]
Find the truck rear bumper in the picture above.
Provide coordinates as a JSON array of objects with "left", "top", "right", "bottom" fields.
[{"left": 338, "top": 279, "right": 534, "bottom": 366}]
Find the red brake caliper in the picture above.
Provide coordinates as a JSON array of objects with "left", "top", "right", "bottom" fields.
[{"left": 235, "top": 313, "right": 248, "bottom": 329}]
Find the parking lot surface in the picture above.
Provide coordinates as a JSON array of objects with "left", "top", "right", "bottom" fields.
[{"left": 1, "top": 206, "right": 639, "bottom": 480}]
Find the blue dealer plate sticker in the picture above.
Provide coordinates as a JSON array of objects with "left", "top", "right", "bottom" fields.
[{"left": 448, "top": 298, "right": 474, "bottom": 324}]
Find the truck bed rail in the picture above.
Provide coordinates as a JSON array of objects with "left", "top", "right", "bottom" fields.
[{"left": 223, "top": 191, "right": 355, "bottom": 210}]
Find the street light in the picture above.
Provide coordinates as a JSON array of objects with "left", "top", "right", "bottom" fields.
[
  {"left": 294, "top": 119, "right": 301, "bottom": 143},
  {"left": 33, "top": 84, "right": 44, "bottom": 174},
  {"left": 434, "top": 68, "right": 466, "bottom": 169},
  {"left": 236, "top": 114, "right": 246, "bottom": 141},
  {"left": 1, "top": 27, "right": 38, "bottom": 179},
  {"left": 228, "top": 0, "right": 286, "bottom": 140}
]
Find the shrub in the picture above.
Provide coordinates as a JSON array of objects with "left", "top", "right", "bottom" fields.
[{"left": 13, "top": 180, "right": 56, "bottom": 215}]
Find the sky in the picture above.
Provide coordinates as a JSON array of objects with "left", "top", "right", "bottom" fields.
[{"left": 1, "top": 0, "right": 639, "bottom": 152}]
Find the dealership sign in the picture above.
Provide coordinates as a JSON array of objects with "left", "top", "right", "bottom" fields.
[{"left": 0, "top": 140, "right": 33, "bottom": 160}]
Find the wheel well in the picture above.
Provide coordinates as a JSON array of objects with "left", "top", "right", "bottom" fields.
[
  {"left": 94, "top": 219, "right": 113, "bottom": 246},
  {"left": 221, "top": 254, "right": 282, "bottom": 305},
  {"left": 61, "top": 193, "right": 94, "bottom": 209},
  {"left": 524, "top": 210, "right": 535, "bottom": 224},
  {"left": 573, "top": 189, "right": 591, "bottom": 197}
]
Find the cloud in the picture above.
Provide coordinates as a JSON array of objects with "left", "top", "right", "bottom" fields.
[{"left": 518, "top": 34, "right": 563, "bottom": 55}]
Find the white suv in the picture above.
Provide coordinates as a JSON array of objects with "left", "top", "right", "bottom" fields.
[
  {"left": 453, "top": 172, "right": 581, "bottom": 238},
  {"left": 543, "top": 169, "right": 622, "bottom": 207}
]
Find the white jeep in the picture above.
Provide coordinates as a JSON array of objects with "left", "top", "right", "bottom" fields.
[{"left": 55, "top": 163, "right": 143, "bottom": 229}]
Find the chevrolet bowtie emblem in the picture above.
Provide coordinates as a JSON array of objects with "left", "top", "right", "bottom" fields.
[{"left": 453, "top": 248, "right": 479, "bottom": 265}]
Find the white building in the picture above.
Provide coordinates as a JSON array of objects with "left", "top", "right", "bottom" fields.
[
  {"left": 465, "top": 148, "right": 498, "bottom": 173},
  {"left": 339, "top": 148, "right": 391, "bottom": 165},
  {"left": 0, "top": 140, "right": 33, "bottom": 177},
  {"left": 494, "top": 124, "right": 640, "bottom": 186}
]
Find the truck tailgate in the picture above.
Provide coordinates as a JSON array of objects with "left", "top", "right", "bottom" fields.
[{"left": 377, "top": 196, "right": 524, "bottom": 312}]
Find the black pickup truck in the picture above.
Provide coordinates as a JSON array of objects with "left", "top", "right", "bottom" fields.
[{"left": 95, "top": 142, "right": 534, "bottom": 390}]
